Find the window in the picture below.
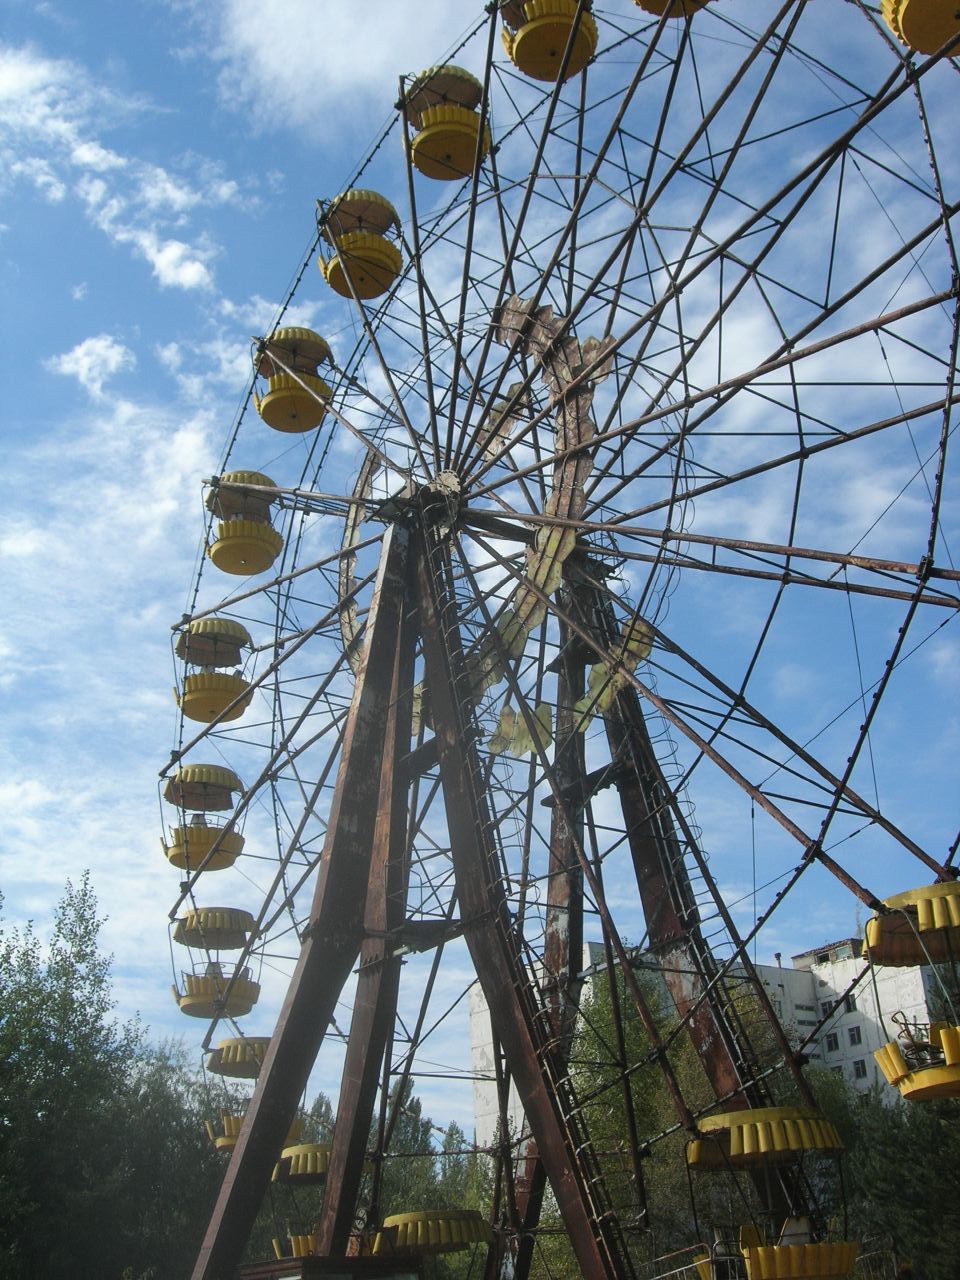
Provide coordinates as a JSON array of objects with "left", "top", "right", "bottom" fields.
[
  {"left": 795, "top": 1003, "right": 816, "bottom": 1012},
  {"left": 848, "top": 1025, "right": 862, "bottom": 1046},
  {"left": 820, "top": 1001, "right": 834, "bottom": 1019},
  {"left": 831, "top": 1066, "right": 843, "bottom": 1076},
  {"left": 825, "top": 1032, "right": 839, "bottom": 1053},
  {"left": 853, "top": 1059, "right": 867, "bottom": 1080},
  {"left": 797, "top": 1019, "right": 817, "bottom": 1027},
  {"left": 844, "top": 993, "right": 857, "bottom": 1013}
]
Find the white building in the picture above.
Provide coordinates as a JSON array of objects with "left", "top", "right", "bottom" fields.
[
  {"left": 761, "top": 936, "right": 936, "bottom": 1093},
  {"left": 469, "top": 936, "right": 940, "bottom": 1146}
]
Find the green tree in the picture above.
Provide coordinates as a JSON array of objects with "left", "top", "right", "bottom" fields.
[
  {"left": 0, "top": 876, "right": 222, "bottom": 1279},
  {"left": 811, "top": 1068, "right": 960, "bottom": 1280}
]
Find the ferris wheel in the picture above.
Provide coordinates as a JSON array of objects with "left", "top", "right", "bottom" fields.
[{"left": 158, "top": 3, "right": 960, "bottom": 1277}]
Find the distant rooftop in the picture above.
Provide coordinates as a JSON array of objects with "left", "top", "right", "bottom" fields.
[{"left": 791, "top": 937, "right": 863, "bottom": 969}]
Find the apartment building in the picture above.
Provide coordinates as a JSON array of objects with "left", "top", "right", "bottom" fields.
[
  {"left": 760, "top": 936, "right": 936, "bottom": 1092},
  {"left": 469, "top": 936, "right": 939, "bottom": 1145}
]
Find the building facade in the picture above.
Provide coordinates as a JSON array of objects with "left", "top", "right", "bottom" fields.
[{"left": 469, "top": 936, "right": 939, "bottom": 1146}]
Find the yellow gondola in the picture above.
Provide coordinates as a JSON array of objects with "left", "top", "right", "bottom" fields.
[
  {"left": 686, "top": 1105, "right": 844, "bottom": 1168},
  {"left": 163, "top": 762, "right": 241, "bottom": 811},
  {"left": 862, "top": 881, "right": 960, "bottom": 966},
  {"left": 205, "top": 1035, "right": 270, "bottom": 1078},
  {"left": 206, "top": 469, "right": 283, "bottom": 576},
  {"left": 740, "top": 1239, "right": 859, "bottom": 1279},
  {"left": 177, "top": 672, "right": 253, "bottom": 723},
  {"left": 163, "top": 816, "right": 244, "bottom": 872},
  {"left": 253, "top": 327, "right": 333, "bottom": 433},
  {"left": 373, "top": 1208, "right": 495, "bottom": 1254},
  {"left": 688, "top": 1110, "right": 856, "bottom": 1278},
  {"left": 272, "top": 1235, "right": 319, "bottom": 1261},
  {"left": 318, "top": 189, "right": 402, "bottom": 300},
  {"left": 208, "top": 1112, "right": 302, "bottom": 1153},
  {"left": 173, "top": 906, "right": 255, "bottom": 950},
  {"left": 881, "top": 0, "right": 960, "bottom": 54},
  {"left": 205, "top": 1111, "right": 246, "bottom": 1152},
  {"left": 175, "top": 616, "right": 253, "bottom": 722},
  {"left": 272, "top": 1141, "right": 332, "bottom": 1185},
  {"left": 402, "top": 65, "right": 490, "bottom": 180},
  {"left": 875, "top": 1021, "right": 960, "bottom": 1101},
  {"left": 500, "top": 0, "right": 598, "bottom": 82},
  {"left": 175, "top": 617, "right": 252, "bottom": 667},
  {"left": 172, "top": 965, "right": 260, "bottom": 1018}
]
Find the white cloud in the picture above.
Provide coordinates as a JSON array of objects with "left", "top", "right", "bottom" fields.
[
  {"left": 46, "top": 333, "right": 136, "bottom": 397},
  {"left": 70, "top": 138, "right": 126, "bottom": 171},
  {"left": 927, "top": 637, "right": 959, "bottom": 683},
  {"left": 9, "top": 154, "right": 66, "bottom": 201},
  {"left": 124, "top": 226, "right": 214, "bottom": 289},
  {"left": 0, "top": 43, "right": 249, "bottom": 293},
  {"left": 197, "top": 0, "right": 479, "bottom": 135},
  {"left": 0, "top": 388, "right": 220, "bottom": 1028}
]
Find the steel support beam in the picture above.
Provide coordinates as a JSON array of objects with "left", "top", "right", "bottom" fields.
[
  {"left": 603, "top": 689, "right": 745, "bottom": 1102},
  {"left": 315, "top": 600, "right": 415, "bottom": 1253},
  {"left": 191, "top": 526, "right": 409, "bottom": 1280},
  {"left": 413, "top": 528, "right": 633, "bottom": 1280},
  {"left": 511, "top": 618, "right": 585, "bottom": 1280}
]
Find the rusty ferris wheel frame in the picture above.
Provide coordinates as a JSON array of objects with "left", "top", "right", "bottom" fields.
[{"left": 164, "top": 4, "right": 960, "bottom": 1278}]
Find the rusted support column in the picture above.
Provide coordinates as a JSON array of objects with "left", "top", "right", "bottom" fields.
[
  {"left": 596, "top": 631, "right": 799, "bottom": 1225},
  {"left": 604, "top": 687, "right": 746, "bottom": 1102},
  {"left": 191, "top": 526, "right": 409, "bottom": 1280},
  {"left": 543, "top": 619, "right": 586, "bottom": 1043},
  {"left": 512, "top": 616, "right": 586, "bottom": 1280},
  {"left": 315, "top": 596, "right": 415, "bottom": 1254},
  {"left": 414, "top": 528, "right": 633, "bottom": 1280}
]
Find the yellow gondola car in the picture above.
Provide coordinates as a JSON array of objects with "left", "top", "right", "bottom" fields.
[
  {"left": 402, "top": 65, "right": 491, "bottom": 181},
  {"left": 173, "top": 905, "right": 255, "bottom": 950},
  {"left": 862, "top": 881, "right": 960, "bottom": 966},
  {"left": 205, "top": 1111, "right": 246, "bottom": 1152},
  {"left": 318, "top": 189, "right": 403, "bottom": 301},
  {"left": 163, "top": 762, "right": 242, "bottom": 811},
  {"left": 875, "top": 1020, "right": 960, "bottom": 1101},
  {"left": 500, "top": 0, "right": 598, "bottom": 82},
  {"left": 686, "top": 1105, "right": 844, "bottom": 1167},
  {"left": 373, "top": 1208, "right": 495, "bottom": 1255},
  {"left": 272, "top": 1142, "right": 332, "bottom": 1185},
  {"left": 175, "top": 616, "right": 254, "bottom": 724},
  {"left": 688, "top": 1108, "right": 857, "bottom": 1280},
  {"left": 272, "top": 1234, "right": 320, "bottom": 1261},
  {"left": 172, "top": 964, "right": 260, "bottom": 1019},
  {"left": 205, "top": 1035, "right": 270, "bottom": 1078},
  {"left": 864, "top": 884, "right": 960, "bottom": 1099},
  {"left": 881, "top": 0, "right": 960, "bottom": 54},
  {"left": 253, "top": 326, "right": 333, "bottom": 433},
  {"left": 206, "top": 469, "right": 283, "bottom": 576},
  {"left": 209, "top": 1112, "right": 302, "bottom": 1154},
  {"left": 163, "top": 815, "right": 244, "bottom": 872}
]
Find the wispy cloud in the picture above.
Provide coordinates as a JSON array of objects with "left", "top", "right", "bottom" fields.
[
  {"left": 46, "top": 333, "right": 136, "bottom": 397},
  {"left": 0, "top": 387, "right": 219, "bottom": 1029},
  {"left": 190, "top": 0, "right": 481, "bottom": 137},
  {"left": 0, "top": 42, "right": 253, "bottom": 291}
]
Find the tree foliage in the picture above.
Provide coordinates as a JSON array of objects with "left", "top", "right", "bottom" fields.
[
  {"left": 811, "top": 1068, "right": 960, "bottom": 1280},
  {"left": 0, "top": 876, "right": 222, "bottom": 1279}
]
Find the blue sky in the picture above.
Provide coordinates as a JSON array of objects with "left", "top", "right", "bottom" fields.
[
  {"left": 0, "top": 0, "right": 474, "bottom": 1017},
  {"left": 1, "top": 0, "right": 958, "bottom": 1135}
]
